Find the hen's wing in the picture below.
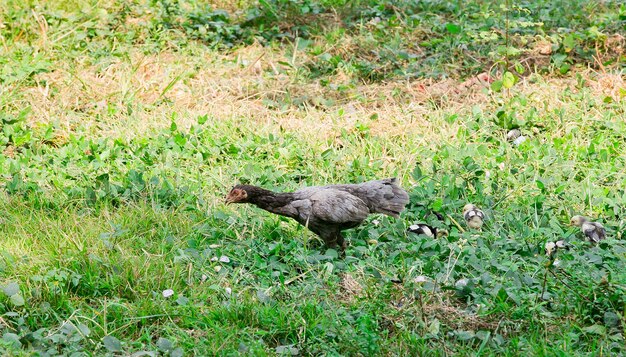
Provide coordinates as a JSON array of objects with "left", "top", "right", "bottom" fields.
[
  {"left": 292, "top": 188, "right": 369, "bottom": 225},
  {"left": 328, "top": 178, "right": 409, "bottom": 217}
]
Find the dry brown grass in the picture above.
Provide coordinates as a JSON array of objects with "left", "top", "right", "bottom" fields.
[
  {"left": 338, "top": 272, "right": 364, "bottom": 302},
  {"left": 15, "top": 42, "right": 623, "bottom": 147},
  {"left": 422, "top": 299, "right": 502, "bottom": 334}
]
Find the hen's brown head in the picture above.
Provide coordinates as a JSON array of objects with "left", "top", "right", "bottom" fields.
[
  {"left": 225, "top": 185, "right": 251, "bottom": 204},
  {"left": 226, "top": 184, "right": 275, "bottom": 204}
]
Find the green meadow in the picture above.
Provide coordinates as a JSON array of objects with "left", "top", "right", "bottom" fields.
[{"left": 0, "top": 0, "right": 624, "bottom": 355}]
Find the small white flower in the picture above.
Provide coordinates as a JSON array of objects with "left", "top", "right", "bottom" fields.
[
  {"left": 201, "top": 274, "right": 208, "bottom": 282},
  {"left": 214, "top": 266, "right": 222, "bottom": 272},
  {"left": 225, "top": 287, "right": 232, "bottom": 294},
  {"left": 210, "top": 256, "right": 218, "bottom": 262},
  {"left": 414, "top": 275, "right": 428, "bottom": 283},
  {"left": 485, "top": 170, "right": 491, "bottom": 179},
  {"left": 219, "top": 256, "right": 230, "bottom": 263},
  {"left": 455, "top": 278, "right": 469, "bottom": 289},
  {"left": 162, "top": 289, "right": 174, "bottom": 298},
  {"left": 209, "top": 244, "right": 220, "bottom": 249},
  {"left": 553, "top": 259, "right": 561, "bottom": 267},
  {"left": 498, "top": 163, "right": 506, "bottom": 170},
  {"left": 372, "top": 219, "right": 380, "bottom": 226}
]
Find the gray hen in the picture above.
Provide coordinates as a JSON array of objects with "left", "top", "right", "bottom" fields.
[{"left": 225, "top": 178, "right": 409, "bottom": 250}]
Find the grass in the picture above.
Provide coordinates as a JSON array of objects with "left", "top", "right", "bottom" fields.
[{"left": 1, "top": 0, "right": 625, "bottom": 355}]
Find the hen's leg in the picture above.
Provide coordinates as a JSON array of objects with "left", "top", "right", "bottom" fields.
[
  {"left": 322, "top": 230, "right": 346, "bottom": 251},
  {"left": 325, "top": 236, "right": 339, "bottom": 248},
  {"left": 336, "top": 233, "right": 347, "bottom": 251}
]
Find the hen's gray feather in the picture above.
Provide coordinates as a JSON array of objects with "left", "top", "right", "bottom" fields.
[{"left": 322, "top": 178, "right": 410, "bottom": 217}]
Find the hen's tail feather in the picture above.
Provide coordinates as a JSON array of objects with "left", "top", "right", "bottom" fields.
[
  {"left": 335, "top": 178, "right": 409, "bottom": 217},
  {"left": 373, "top": 178, "right": 410, "bottom": 217}
]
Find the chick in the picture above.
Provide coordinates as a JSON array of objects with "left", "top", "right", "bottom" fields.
[
  {"left": 463, "top": 204, "right": 485, "bottom": 230},
  {"left": 544, "top": 240, "right": 568, "bottom": 258},
  {"left": 570, "top": 215, "right": 606, "bottom": 243},
  {"left": 544, "top": 241, "right": 556, "bottom": 257},
  {"left": 407, "top": 224, "right": 448, "bottom": 238},
  {"left": 506, "top": 129, "right": 522, "bottom": 141},
  {"left": 555, "top": 240, "right": 568, "bottom": 249}
]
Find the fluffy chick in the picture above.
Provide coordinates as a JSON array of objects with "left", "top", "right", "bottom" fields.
[
  {"left": 545, "top": 240, "right": 568, "bottom": 258},
  {"left": 545, "top": 241, "right": 556, "bottom": 257},
  {"left": 407, "top": 224, "right": 448, "bottom": 238},
  {"left": 570, "top": 215, "right": 606, "bottom": 243},
  {"left": 463, "top": 204, "right": 485, "bottom": 230},
  {"left": 506, "top": 129, "right": 522, "bottom": 141}
]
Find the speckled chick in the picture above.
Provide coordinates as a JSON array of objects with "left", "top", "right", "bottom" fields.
[
  {"left": 407, "top": 224, "right": 448, "bottom": 238},
  {"left": 545, "top": 240, "right": 568, "bottom": 258},
  {"left": 463, "top": 204, "right": 485, "bottom": 230},
  {"left": 570, "top": 215, "right": 606, "bottom": 243}
]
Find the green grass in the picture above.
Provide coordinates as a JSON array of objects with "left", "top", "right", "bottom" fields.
[{"left": 1, "top": 0, "right": 625, "bottom": 355}]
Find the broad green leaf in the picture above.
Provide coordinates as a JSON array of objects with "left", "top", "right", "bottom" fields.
[
  {"left": 176, "top": 295, "right": 189, "bottom": 306},
  {"left": 2, "top": 282, "right": 19, "bottom": 297},
  {"left": 502, "top": 72, "right": 516, "bottom": 89},
  {"left": 536, "top": 180, "right": 545, "bottom": 191},
  {"left": 78, "top": 323, "right": 91, "bottom": 337},
  {"left": 582, "top": 324, "right": 606, "bottom": 335},
  {"left": 455, "top": 330, "right": 476, "bottom": 341},
  {"left": 157, "top": 337, "right": 173, "bottom": 352},
  {"left": 13, "top": 131, "right": 31, "bottom": 146},
  {"left": 446, "top": 23, "right": 461, "bottom": 34},
  {"left": 491, "top": 80, "right": 503, "bottom": 92},
  {"left": 10, "top": 294, "right": 25, "bottom": 306},
  {"left": 412, "top": 164, "right": 423, "bottom": 180},
  {"left": 103, "top": 335, "right": 122, "bottom": 352},
  {"left": 431, "top": 198, "right": 443, "bottom": 211},
  {"left": 197, "top": 114, "right": 208, "bottom": 125},
  {"left": 2, "top": 333, "right": 21, "bottom": 349},
  {"left": 604, "top": 312, "right": 621, "bottom": 327},
  {"left": 563, "top": 34, "right": 576, "bottom": 51},
  {"left": 257, "top": 289, "right": 270, "bottom": 303},
  {"left": 275, "top": 345, "right": 299, "bottom": 355}
]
